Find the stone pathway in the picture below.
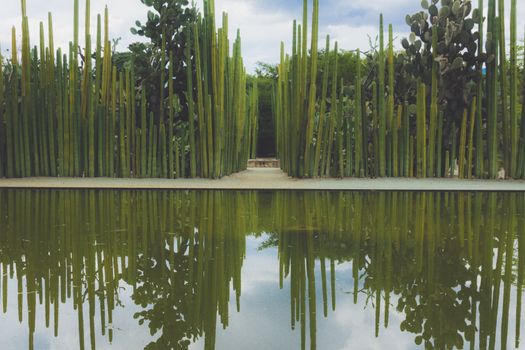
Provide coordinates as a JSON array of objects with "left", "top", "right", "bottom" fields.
[{"left": 0, "top": 168, "right": 524, "bottom": 191}]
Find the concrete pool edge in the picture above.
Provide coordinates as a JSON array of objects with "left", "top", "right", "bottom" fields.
[{"left": 1, "top": 168, "right": 525, "bottom": 191}]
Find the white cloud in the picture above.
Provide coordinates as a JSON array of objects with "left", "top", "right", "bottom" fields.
[
  {"left": 324, "top": 24, "right": 410, "bottom": 53},
  {"left": 0, "top": 0, "right": 148, "bottom": 58},
  {"left": 1, "top": 0, "right": 524, "bottom": 73},
  {"left": 212, "top": 0, "right": 295, "bottom": 72},
  {"left": 335, "top": 0, "right": 416, "bottom": 13}
]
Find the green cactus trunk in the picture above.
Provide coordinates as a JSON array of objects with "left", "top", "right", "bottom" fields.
[
  {"left": 428, "top": 26, "right": 438, "bottom": 178},
  {"left": 519, "top": 33, "right": 525, "bottom": 179},
  {"left": 403, "top": 102, "right": 410, "bottom": 177},
  {"left": 378, "top": 15, "right": 386, "bottom": 177},
  {"left": 387, "top": 25, "right": 395, "bottom": 178},
  {"left": 509, "top": 0, "right": 518, "bottom": 178},
  {"left": 303, "top": 0, "right": 319, "bottom": 177},
  {"left": 487, "top": 3, "right": 500, "bottom": 178},
  {"left": 467, "top": 98, "right": 477, "bottom": 179},
  {"left": 475, "top": 0, "right": 484, "bottom": 179},
  {"left": 498, "top": 0, "right": 510, "bottom": 178},
  {"left": 416, "top": 83, "right": 427, "bottom": 178},
  {"left": 0, "top": 52, "right": 4, "bottom": 178},
  {"left": 459, "top": 108, "right": 468, "bottom": 179},
  {"left": 355, "top": 51, "right": 364, "bottom": 178},
  {"left": 313, "top": 36, "right": 330, "bottom": 177},
  {"left": 324, "top": 43, "right": 339, "bottom": 177},
  {"left": 3, "top": 0, "right": 523, "bottom": 181}
]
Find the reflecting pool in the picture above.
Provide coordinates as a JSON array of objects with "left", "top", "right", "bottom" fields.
[{"left": 0, "top": 190, "right": 523, "bottom": 349}]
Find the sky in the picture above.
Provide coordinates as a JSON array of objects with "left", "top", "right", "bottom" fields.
[{"left": 0, "top": 0, "right": 524, "bottom": 73}]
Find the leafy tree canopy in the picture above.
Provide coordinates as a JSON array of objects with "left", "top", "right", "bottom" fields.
[{"left": 115, "top": 0, "right": 198, "bottom": 119}]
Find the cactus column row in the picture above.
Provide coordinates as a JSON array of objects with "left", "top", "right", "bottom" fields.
[
  {"left": 0, "top": 0, "right": 254, "bottom": 179},
  {"left": 275, "top": 0, "right": 525, "bottom": 179}
]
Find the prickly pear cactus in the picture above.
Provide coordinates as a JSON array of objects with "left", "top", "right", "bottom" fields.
[{"left": 403, "top": 0, "right": 489, "bottom": 125}]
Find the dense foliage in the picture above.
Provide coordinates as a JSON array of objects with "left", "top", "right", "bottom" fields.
[
  {"left": 402, "top": 0, "right": 485, "bottom": 124},
  {"left": 128, "top": 0, "right": 197, "bottom": 116}
]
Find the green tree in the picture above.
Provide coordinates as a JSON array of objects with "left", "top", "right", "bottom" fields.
[{"left": 120, "top": 0, "right": 198, "bottom": 117}]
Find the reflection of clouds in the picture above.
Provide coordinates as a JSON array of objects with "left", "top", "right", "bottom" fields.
[
  {"left": 208, "top": 235, "right": 418, "bottom": 350},
  {"left": 496, "top": 288, "right": 522, "bottom": 348},
  {"left": 333, "top": 298, "right": 416, "bottom": 350},
  {"left": 240, "top": 237, "right": 281, "bottom": 295},
  {"left": 315, "top": 262, "right": 417, "bottom": 350},
  {"left": 334, "top": 261, "right": 352, "bottom": 273},
  {"left": 0, "top": 234, "right": 523, "bottom": 350},
  {"left": 0, "top": 280, "right": 151, "bottom": 350}
]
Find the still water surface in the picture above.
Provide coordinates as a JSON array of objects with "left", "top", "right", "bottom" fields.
[{"left": 0, "top": 190, "right": 523, "bottom": 350}]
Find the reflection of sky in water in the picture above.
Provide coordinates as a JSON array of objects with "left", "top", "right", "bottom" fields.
[
  {"left": 0, "top": 280, "right": 151, "bottom": 349},
  {"left": 198, "top": 236, "right": 418, "bottom": 350},
  {"left": 0, "top": 235, "right": 523, "bottom": 350}
]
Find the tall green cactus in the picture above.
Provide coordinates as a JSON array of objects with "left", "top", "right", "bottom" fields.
[
  {"left": 416, "top": 83, "right": 427, "bottom": 178},
  {"left": 304, "top": 0, "right": 319, "bottom": 176},
  {"left": 509, "top": 0, "right": 518, "bottom": 178},
  {"left": 468, "top": 97, "right": 477, "bottom": 179},
  {"left": 21, "top": 1, "right": 32, "bottom": 177},
  {"left": 428, "top": 26, "right": 438, "bottom": 178},
  {"left": 378, "top": 15, "right": 386, "bottom": 177},
  {"left": 313, "top": 36, "right": 330, "bottom": 177},
  {"left": 355, "top": 50, "right": 364, "bottom": 178},
  {"left": 324, "top": 42, "right": 339, "bottom": 177},
  {"left": 487, "top": 3, "right": 499, "bottom": 178},
  {"left": 0, "top": 51, "right": 4, "bottom": 178},
  {"left": 185, "top": 35, "right": 197, "bottom": 178},
  {"left": 475, "top": 0, "right": 484, "bottom": 178},
  {"left": 249, "top": 80, "right": 259, "bottom": 160},
  {"left": 459, "top": 108, "right": 468, "bottom": 179},
  {"left": 387, "top": 24, "right": 394, "bottom": 177},
  {"left": 498, "top": 0, "right": 509, "bottom": 177},
  {"left": 519, "top": 30, "right": 525, "bottom": 179},
  {"left": 2, "top": 0, "right": 524, "bottom": 181}
]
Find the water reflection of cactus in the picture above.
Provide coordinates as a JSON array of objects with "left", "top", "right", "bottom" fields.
[
  {"left": 0, "top": 190, "right": 523, "bottom": 349},
  {"left": 0, "top": 190, "right": 257, "bottom": 350},
  {"left": 269, "top": 192, "right": 525, "bottom": 350}
]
